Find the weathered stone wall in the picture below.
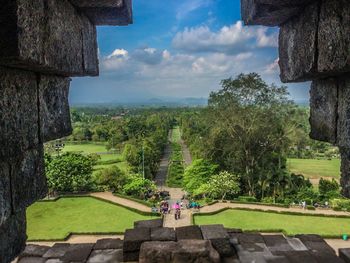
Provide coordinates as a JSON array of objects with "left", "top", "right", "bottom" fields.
[
  {"left": 241, "top": 0, "right": 350, "bottom": 196},
  {"left": 0, "top": 1, "right": 132, "bottom": 262}
]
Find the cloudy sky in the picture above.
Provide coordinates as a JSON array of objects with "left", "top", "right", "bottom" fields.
[{"left": 70, "top": 0, "right": 310, "bottom": 104}]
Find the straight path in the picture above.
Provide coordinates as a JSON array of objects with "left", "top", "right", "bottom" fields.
[
  {"left": 154, "top": 131, "right": 172, "bottom": 187},
  {"left": 90, "top": 192, "right": 150, "bottom": 213},
  {"left": 179, "top": 138, "right": 192, "bottom": 167},
  {"left": 200, "top": 202, "right": 350, "bottom": 216}
]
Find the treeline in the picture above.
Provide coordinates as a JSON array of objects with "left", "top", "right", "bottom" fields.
[{"left": 179, "top": 73, "right": 339, "bottom": 203}]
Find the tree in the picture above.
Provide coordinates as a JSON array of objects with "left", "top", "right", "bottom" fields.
[
  {"left": 95, "top": 166, "right": 127, "bottom": 192},
  {"left": 207, "top": 171, "right": 240, "bottom": 201},
  {"left": 319, "top": 178, "right": 339, "bottom": 196},
  {"left": 45, "top": 152, "right": 95, "bottom": 192},
  {"left": 183, "top": 159, "right": 218, "bottom": 194},
  {"left": 205, "top": 73, "right": 292, "bottom": 196},
  {"left": 122, "top": 174, "right": 156, "bottom": 199}
]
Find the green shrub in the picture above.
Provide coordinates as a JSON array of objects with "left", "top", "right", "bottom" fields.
[
  {"left": 330, "top": 198, "right": 350, "bottom": 210},
  {"left": 236, "top": 196, "right": 257, "bottom": 202},
  {"left": 306, "top": 205, "right": 316, "bottom": 210},
  {"left": 261, "top": 197, "right": 274, "bottom": 204},
  {"left": 333, "top": 206, "right": 342, "bottom": 211}
]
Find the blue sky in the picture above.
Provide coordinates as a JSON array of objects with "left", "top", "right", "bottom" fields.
[{"left": 70, "top": 0, "right": 310, "bottom": 104}]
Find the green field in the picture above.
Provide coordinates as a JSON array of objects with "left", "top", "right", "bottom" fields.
[
  {"left": 194, "top": 209, "right": 350, "bottom": 237},
  {"left": 63, "top": 143, "right": 108, "bottom": 154},
  {"left": 287, "top": 158, "right": 340, "bottom": 179},
  {"left": 167, "top": 127, "right": 184, "bottom": 187},
  {"left": 27, "top": 197, "right": 157, "bottom": 241}
]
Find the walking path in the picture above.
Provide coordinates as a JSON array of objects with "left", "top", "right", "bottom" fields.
[
  {"left": 200, "top": 202, "right": 350, "bottom": 216},
  {"left": 179, "top": 138, "right": 192, "bottom": 167},
  {"left": 90, "top": 192, "right": 150, "bottom": 213},
  {"left": 154, "top": 131, "right": 172, "bottom": 187}
]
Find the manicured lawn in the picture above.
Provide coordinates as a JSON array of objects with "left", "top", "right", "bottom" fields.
[
  {"left": 63, "top": 143, "right": 108, "bottom": 154},
  {"left": 287, "top": 158, "right": 340, "bottom": 179},
  {"left": 27, "top": 197, "right": 158, "bottom": 241},
  {"left": 171, "top": 126, "right": 181, "bottom": 143},
  {"left": 194, "top": 209, "right": 350, "bottom": 237},
  {"left": 99, "top": 153, "right": 122, "bottom": 162},
  {"left": 93, "top": 161, "right": 129, "bottom": 174}
]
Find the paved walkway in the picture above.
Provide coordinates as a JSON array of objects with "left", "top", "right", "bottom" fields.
[
  {"left": 154, "top": 131, "right": 172, "bottom": 187},
  {"left": 200, "top": 202, "right": 350, "bottom": 216},
  {"left": 90, "top": 192, "right": 150, "bottom": 213}
]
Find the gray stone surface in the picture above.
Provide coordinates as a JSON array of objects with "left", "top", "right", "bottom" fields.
[
  {"left": 94, "top": 238, "right": 123, "bottom": 250},
  {"left": 176, "top": 225, "right": 203, "bottom": 240},
  {"left": 201, "top": 224, "right": 229, "bottom": 240},
  {"left": 241, "top": 0, "right": 313, "bottom": 26},
  {"left": 278, "top": 2, "right": 319, "bottom": 83},
  {"left": 11, "top": 146, "right": 47, "bottom": 211},
  {"left": 18, "top": 257, "right": 47, "bottom": 263},
  {"left": 0, "top": 210, "right": 26, "bottom": 263},
  {"left": 87, "top": 249, "right": 123, "bottom": 263},
  {"left": 339, "top": 248, "right": 350, "bottom": 263},
  {"left": 20, "top": 244, "right": 50, "bottom": 258},
  {"left": 318, "top": 0, "right": 350, "bottom": 75},
  {"left": 285, "top": 238, "right": 308, "bottom": 251},
  {"left": 337, "top": 78, "right": 350, "bottom": 148},
  {"left": 62, "top": 243, "right": 94, "bottom": 262},
  {"left": 0, "top": 0, "right": 98, "bottom": 76},
  {"left": 43, "top": 243, "right": 71, "bottom": 259},
  {"left": 175, "top": 240, "right": 221, "bottom": 263},
  {"left": 309, "top": 79, "right": 338, "bottom": 144},
  {"left": 139, "top": 241, "right": 178, "bottom": 263},
  {"left": 71, "top": 0, "right": 133, "bottom": 26},
  {"left": 0, "top": 67, "right": 38, "bottom": 159},
  {"left": 39, "top": 75, "right": 72, "bottom": 142},
  {"left": 0, "top": 162, "right": 11, "bottom": 226},
  {"left": 134, "top": 218, "right": 163, "bottom": 229},
  {"left": 151, "top": 227, "right": 176, "bottom": 241},
  {"left": 123, "top": 227, "right": 151, "bottom": 251}
]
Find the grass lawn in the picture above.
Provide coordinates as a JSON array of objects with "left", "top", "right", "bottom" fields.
[
  {"left": 27, "top": 197, "right": 158, "bottom": 241},
  {"left": 63, "top": 143, "right": 108, "bottom": 154},
  {"left": 287, "top": 158, "right": 340, "bottom": 179},
  {"left": 98, "top": 153, "right": 122, "bottom": 162},
  {"left": 194, "top": 209, "right": 350, "bottom": 237},
  {"left": 171, "top": 126, "right": 181, "bottom": 143}
]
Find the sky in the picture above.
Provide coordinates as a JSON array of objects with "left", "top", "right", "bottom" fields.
[{"left": 69, "top": 0, "right": 310, "bottom": 104}]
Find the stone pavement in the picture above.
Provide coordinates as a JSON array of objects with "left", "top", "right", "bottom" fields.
[{"left": 16, "top": 219, "right": 350, "bottom": 262}]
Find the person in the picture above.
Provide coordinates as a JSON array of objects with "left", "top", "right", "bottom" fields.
[{"left": 302, "top": 201, "right": 306, "bottom": 210}]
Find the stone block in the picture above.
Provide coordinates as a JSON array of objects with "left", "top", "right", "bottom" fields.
[
  {"left": 151, "top": 227, "right": 176, "bottom": 241},
  {"left": 123, "top": 251, "right": 140, "bottom": 262},
  {"left": 0, "top": 67, "right": 38, "bottom": 159},
  {"left": 87, "top": 249, "right": 123, "bottom": 263},
  {"left": 139, "top": 241, "right": 178, "bottom": 263},
  {"left": 201, "top": 224, "right": 229, "bottom": 240},
  {"left": 309, "top": 79, "right": 338, "bottom": 144},
  {"left": 0, "top": 162, "right": 11, "bottom": 226},
  {"left": 237, "top": 233, "right": 264, "bottom": 244},
  {"left": 43, "top": 243, "right": 71, "bottom": 259},
  {"left": 263, "top": 235, "right": 293, "bottom": 255},
  {"left": 0, "top": 0, "right": 98, "bottom": 76},
  {"left": 176, "top": 225, "right": 203, "bottom": 240},
  {"left": 20, "top": 245, "right": 50, "bottom": 258},
  {"left": 241, "top": 0, "right": 314, "bottom": 26},
  {"left": 282, "top": 251, "right": 318, "bottom": 263},
  {"left": 295, "top": 234, "right": 325, "bottom": 242},
  {"left": 123, "top": 227, "right": 151, "bottom": 251},
  {"left": 61, "top": 243, "right": 94, "bottom": 262},
  {"left": 337, "top": 78, "right": 350, "bottom": 148},
  {"left": 318, "top": 0, "right": 350, "bottom": 75},
  {"left": 340, "top": 148, "right": 350, "bottom": 197},
  {"left": 70, "top": 0, "right": 133, "bottom": 26},
  {"left": 11, "top": 146, "right": 47, "bottom": 211},
  {"left": 0, "top": 210, "right": 27, "bottom": 263},
  {"left": 278, "top": 2, "right": 319, "bottom": 82},
  {"left": 339, "top": 248, "right": 350, "bottom": 263},
  {"left": 285, "top": 237, "right": 308, "bottom": 251},
  {"left": 134, "top": 218, "right": 163, "bottom": 229},
  {"left": 18, "top": 257, "right": 46, "bottom": 263},
  {"left": 175, "top": 240, "right": 221, "bottom": 263},
  {"left": 312, "top": 252, "right": 346, "bottom": 263},
  {"left": 94, "top": 238, "right": 123, "bottom": 250},
  {"left": 39, "top": 75, "right": 72, "bottom": 142}
]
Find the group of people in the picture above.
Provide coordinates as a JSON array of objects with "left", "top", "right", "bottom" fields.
[{"left": 155, "top": 197, "right": 201, "bottom": 220}]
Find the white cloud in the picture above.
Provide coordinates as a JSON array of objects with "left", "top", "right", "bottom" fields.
[
  {"left": 172, "top": 21, "right": 278, "bottom": 54},
  {"left": 102, "top": 49, "right": 129, "bottom": 71},
  {"left": 264, "top": 58, "right": 280, "bottom": 75},
  {"left": 176, "top": 0, "right": 212, "bottom": 20}
]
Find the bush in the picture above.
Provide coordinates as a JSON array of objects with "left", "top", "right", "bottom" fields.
[
  {"left": 330, "top": 198, "right": 350, "bottom": 210},
  {"left": 94, "top": 166, "right": 127, "bottom": 192},
  {"left": 306, "top": 205, "right": 316, "bottom": 210},
  {"left": 236, "top": 196, "right": 257, "bottom": 202},
  {"left": 261, "top": 197, "right": 275, "bottom": 204}
]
